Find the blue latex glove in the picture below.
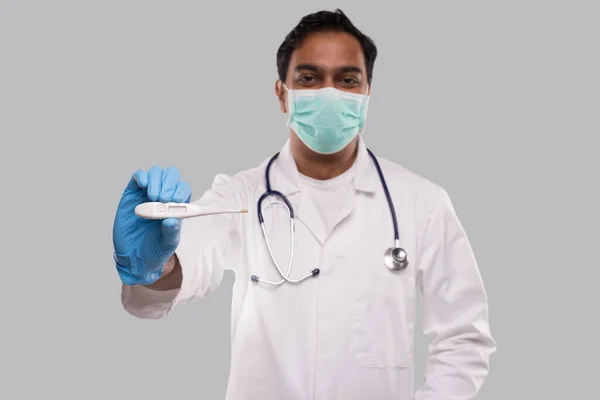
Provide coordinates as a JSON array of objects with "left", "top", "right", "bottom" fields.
[{"left": 112, "top": 166, "right": 192, "bottom": 285}]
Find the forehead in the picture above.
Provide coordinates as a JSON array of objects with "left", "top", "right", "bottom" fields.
[{"left": 289, "top": 30, "right": 365, "bottom": 69}]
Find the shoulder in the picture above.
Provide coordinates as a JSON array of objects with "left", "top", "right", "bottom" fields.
[
  {"left": 218, "top": 157, "right": 269, "bottom": 190},
  {"left": 373, "top": 153, "right": 451, "bottom": 214},
  {"left": 202, "top": 155, "right": 271, "bottom": 202}
]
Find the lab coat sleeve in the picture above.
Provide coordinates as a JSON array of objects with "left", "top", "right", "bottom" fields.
[
  {"left": 413, "top": 187, "right": 497, "bottom": 400},
  {"left": 121, "top": 173, "right": 244, "bottom": 319}
]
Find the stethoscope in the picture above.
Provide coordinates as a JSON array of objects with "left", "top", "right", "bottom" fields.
[{"left": 250, "top": 149, "right": 408, "bottom": 286}]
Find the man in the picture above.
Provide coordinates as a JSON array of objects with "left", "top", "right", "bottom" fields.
[{"left": 113, "top": 9, "right": 496, "bottom": 400}]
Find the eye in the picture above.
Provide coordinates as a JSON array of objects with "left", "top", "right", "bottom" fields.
[
  {"left": 296, "top": 75, "right": 319, "bottom": 87},
  {"left": 299, "top": 76, "right": 315, "bottom": 83},
  {"left": 342, "top": 77, "right": 359, "bottom": 85}
]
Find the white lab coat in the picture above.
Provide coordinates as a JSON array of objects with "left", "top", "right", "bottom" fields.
[{"left": 121, "top": 136, "right": 496, "bottom": 400}]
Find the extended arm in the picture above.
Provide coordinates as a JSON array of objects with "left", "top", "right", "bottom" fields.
[{"left": 120, "top": 173, "right": 245, "bottom": 319}]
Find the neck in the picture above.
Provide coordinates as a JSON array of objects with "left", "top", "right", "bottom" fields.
[{"left": 290, "top": 133, "right": 359, "bottom": 180}]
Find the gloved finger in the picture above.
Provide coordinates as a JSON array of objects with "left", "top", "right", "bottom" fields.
[
  {"left": 125, "top": 169, "right": 148, "bottom": 191},
  {"left": 147, "top": 166, "right": 163, "bottom": 201},
  {"left": 159, "top": 166, "right": 180, "bottom": 203},
  {"left": 171, "top": 181, "right": 191, "bottom": 203},
  {"left": 160, "top": 218, "right": 182, "bottom": 251}
]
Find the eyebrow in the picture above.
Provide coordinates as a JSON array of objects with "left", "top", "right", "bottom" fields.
[
  {"left": 294, "top": 63, "right": 363, "bottom": 75},
  {"left": 294, "top": 63, "right": 319, "bottom": 73},
  {"left": 337, "top": 66, "right": 363, "bottom": 75}
]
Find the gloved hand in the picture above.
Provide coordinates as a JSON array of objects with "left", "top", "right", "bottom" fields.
[{"left": 112, "top": 166, "right": 192, "bottom": 285}]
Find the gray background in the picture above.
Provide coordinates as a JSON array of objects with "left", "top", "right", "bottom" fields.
[{"left": 1, "top": 0, "right": 598, "bottom": 399}]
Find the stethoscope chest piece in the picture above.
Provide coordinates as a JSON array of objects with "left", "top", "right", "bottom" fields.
[{"left": 384, "top": 246, "right": 409, "bottom": 271}]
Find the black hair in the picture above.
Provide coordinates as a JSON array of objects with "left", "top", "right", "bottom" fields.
[{"left": 276, "top": 9, "right": 378, "bottom": 85}]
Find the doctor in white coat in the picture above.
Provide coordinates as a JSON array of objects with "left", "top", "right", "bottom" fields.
[{"left": 113, "top": 8, "right": 496, "bottom": 400}]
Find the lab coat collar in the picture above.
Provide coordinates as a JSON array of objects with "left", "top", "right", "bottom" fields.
[{"left": 273, "top": 134, "right": 378, "bottom": 196}]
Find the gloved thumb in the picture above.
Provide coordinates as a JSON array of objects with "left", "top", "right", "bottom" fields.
[{"left": 160, "top": 218, "right": 182, "bottom": 253}]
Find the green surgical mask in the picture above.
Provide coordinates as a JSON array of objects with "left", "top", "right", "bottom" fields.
[{"left": 285, "top": 86, "right": 370, "bottom": 154}]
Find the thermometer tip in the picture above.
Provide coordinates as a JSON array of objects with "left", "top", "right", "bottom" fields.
[{"left": 240, "top": 208, "right": 248, "bottom": 214}]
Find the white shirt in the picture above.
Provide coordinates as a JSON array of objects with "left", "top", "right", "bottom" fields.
[
  {"left": 121, "top": 135, "right": 496, "bottom": 400},
  {"left": 298, "top": 162, "right": 356, "bottom": 235}
]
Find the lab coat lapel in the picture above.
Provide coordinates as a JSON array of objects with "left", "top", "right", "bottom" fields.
[
  {"left": 269, "top": 140, "right": 327, "bottom": 245},
  {"left": 326, "top": 137, "right": 377, "bottom": 237},
  {"left": 296, "top": 192, "right": 328, "bottom": 245}
]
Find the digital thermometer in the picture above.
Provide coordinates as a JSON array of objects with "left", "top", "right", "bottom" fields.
[{"left": 135, "top": 202, "right": 248, "bottom": 220}]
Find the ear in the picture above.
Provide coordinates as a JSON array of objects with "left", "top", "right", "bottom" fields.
[{"left": 275, "top": 80, "right": 287, "bottom": 113}]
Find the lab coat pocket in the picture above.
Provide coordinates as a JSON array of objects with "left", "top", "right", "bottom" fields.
[{"left": 349, "top": 273, "right": 414, "bottom": 369}]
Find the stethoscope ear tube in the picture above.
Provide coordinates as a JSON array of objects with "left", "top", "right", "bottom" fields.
[
  {"left": 251, "top": 268, "right": 319, "bottom": 283},
  {"left": 257, "top": 190, "right": 294, "bottom": 223}
]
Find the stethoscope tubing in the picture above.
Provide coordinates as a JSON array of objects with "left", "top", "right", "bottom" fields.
[{"left": 251, "top": 148, "right": 407, "bottom": 285}]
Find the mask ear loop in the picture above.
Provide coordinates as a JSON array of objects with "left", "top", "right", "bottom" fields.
[
  {"left": 283, "top": 84, "right": 293, "bottom": 127},
  {"left": 360, "top": 94, "right": 371, "bottom": 134}
]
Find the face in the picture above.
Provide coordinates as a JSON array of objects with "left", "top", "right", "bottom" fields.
[{"left": 275, "top": 30, "right": 370, "bottom": 113}]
